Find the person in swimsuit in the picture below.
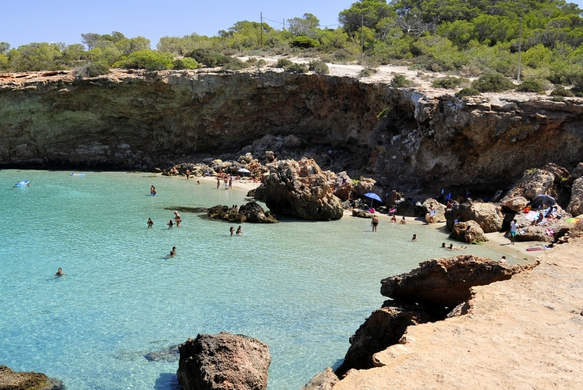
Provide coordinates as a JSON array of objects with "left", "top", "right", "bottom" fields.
[
  {"left": 147, "top": 218, "right": 154, "bottom": 228},
  {"left": 390, "top": 214, "right": 397, "bottom": 223},
  {"left": 54, "top": 267, "right": 66, "bottom": 277},
  {"left": 400, "top": 216, "right": 407, "bottom": 224},
  {"left": 167, "top": 220, "right": 173, "bottom": 229},
  {"left": 371, "top": 214, "right": 379, "bottom": 232},
  {"left": 230, "top": 226, "right": 235, "bottom": 236},
  {"left": 174, "top": 211, "right": 181, "bottom": 227},
  {"left": 150, "top": 185, "right": 157, "bottom": 196},
  {"left": 236, "top": 226, "right": 243, "bottom": 235},
  {"left": 412, "top": 234, "right": 417, "bottom": 241},
  {"left": 169, "top": 247, "right": 176, "bottom": 258}
]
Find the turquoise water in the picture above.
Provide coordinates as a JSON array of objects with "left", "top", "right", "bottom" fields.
[{"left": 0, "top": 170, "right": 513, "bottom": 390}]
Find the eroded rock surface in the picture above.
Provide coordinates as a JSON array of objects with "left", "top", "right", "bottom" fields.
[
  {"left": 259, "top": 158, "right": 343, "bottom": 221},
  {"left": 177, "top": 332, "right": 270, "bottom": 390},
  {"left": 380, "top": 255, "right": 537, "bottom": 307},
  {"left": 0, "top": 365, "right": 64, "bottom": 390},
  {"left": 207, "top": 202, "right": 278, "bottom": 223}
]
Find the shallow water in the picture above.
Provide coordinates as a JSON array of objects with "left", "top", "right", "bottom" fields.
[{"left": 0, "top": 170, "right": 514, "bottom": 390}]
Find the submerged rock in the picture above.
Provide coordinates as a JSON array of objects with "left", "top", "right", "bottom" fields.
[
  {"left": 299, "top": 367, "right": 338, "bottom": 390},
  {"left": 177, "top": 332, "right": 270, "bottom": 390},
  {"left": 144, "top": 344, "right": 180, "bottom": 362}
]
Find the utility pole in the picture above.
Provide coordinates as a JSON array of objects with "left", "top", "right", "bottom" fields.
[
  {"left": 361, "top": 13, "right": 364, "bottom": 63},
  {"left": 260, "top": 12, "right": 263, "bottom": 46},
  {"left": 517, "top": 17, "right": 523, "bottom": 82}
]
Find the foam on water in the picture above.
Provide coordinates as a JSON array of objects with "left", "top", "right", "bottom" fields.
[{"left": 0, "top": 170, "right": 513, "bottom": 389}]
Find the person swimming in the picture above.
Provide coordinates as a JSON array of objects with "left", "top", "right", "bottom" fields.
[
  {"left": 411, "top": 234, "right": 417, "bottom": 241},
  {"left": 167, "top": 220, "right": 173, "bottom": 229},
  {"left": 230, "top": 226, "right": 235, "bottom": 236},
  {"left": 54, "top": 267, "right": 66, "bottom": 277},
  {"left": 236, "top": 226, "right": 243, "bottom": 235},
  {"left": 169, "top": 247, "right": 176, "bottom": 258}
]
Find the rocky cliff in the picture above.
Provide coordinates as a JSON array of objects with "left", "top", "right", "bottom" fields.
[{"left": 2, "top": 69, "right": 583, "bottom": 194}]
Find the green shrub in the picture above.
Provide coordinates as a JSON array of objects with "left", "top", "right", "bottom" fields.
[
  {"left": 360, "top": 68, "right": 377, "bottom": 78},
  {"left": 516, "top": 80, "right": 544, "bottom": 93},
  {"left": 332, "top": 49, "right": 354, "bottom": 63},
  {"left": 391, "top": 74, "right": 412, "bottom": 88},
  {"left": 276, "top": 58, "right": 293, "bottom": 68},
  {"left": 551, "top": 96, "right": 565, "bottom": 102},
  {"left": 222, "top": 57, "right": 250, "bottom": 70},
  {"left": 308, "top": 60, "right": 329, "bottom": 75},
  {"left": 455, "top": 88, "right": 481, "bottom": 98},
  {"left": 172, "top": 57, "right": 198, "bottom": 70},
  {"left": 471, "top": 73, "right": 515, "bottom": 92},
  {"left": 432, "top": 76, "right": 467, "bottom": 89},
  {"left": 550, "top": 85, "right": 574, "bottom": 97},
  {"left": 284, "top": 63, "right": 308, "bottom": 74},
  {"left": 74, "top": 61, "right": 110, "bottom": 78},
  {"left": 257, "top": 59, "right": 267, "bottom": 68},
  {"left": 290, "top": 36, "right": 320, "bottom": 48},
  {"left": 188, "top": 49, "right": 230, "bottom": 68},
  {"left": 113, "top": 50, "right": 173, "bottom": 70}
]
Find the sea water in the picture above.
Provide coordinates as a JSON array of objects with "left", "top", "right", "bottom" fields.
[{"left": 0, "top": 170, "right": 514, "bottom": 390}]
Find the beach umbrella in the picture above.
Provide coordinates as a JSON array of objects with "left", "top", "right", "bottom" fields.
[
  {"left": 238, "top": 168, "right": 251, "bottom": 177},
  {"left": 364, "top": 192, "right": 382, "bottom": 209},
  {"left": 531, "top": 194, "right": 556, "bottom": 208}
]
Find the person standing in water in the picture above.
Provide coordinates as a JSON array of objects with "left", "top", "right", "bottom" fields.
[
  {"left": 150, "top": 185, "right": 157, "bottom": 196},
  {"left": 230, "top": 226, "right": 235, "bottom": 236},
  {"left": 167, "top": 220, "right": 173, "bottom": 229},
  {"left": 412, "top": 234, "right": 418, "bottom": 241},
  {"left": 236, "top": 226, "right": 243, "bottom": 235},
  {"left": 169, "top": 247, "right": 176, "bottom": 258},
  {"left": 147, "top": 218, "right": 154, "bottom": 228},
  {"left": 174, "top": 211, "right": 182, "bottom": 227},
  {"left": 371, "top": 214, "right": 379, "bottom": 232}
]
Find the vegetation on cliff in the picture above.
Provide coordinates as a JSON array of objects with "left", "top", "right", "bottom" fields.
[{"left": 1, "top": 0, "right": 583, "bottom": 91}]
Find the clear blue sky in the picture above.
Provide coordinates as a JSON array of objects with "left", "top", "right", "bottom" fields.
[
  {"left": 0, "top": 0, "right": 354, "bottom": 49},
  {"left": 2, "top": 0, "right": 582, "bottom": 50}
]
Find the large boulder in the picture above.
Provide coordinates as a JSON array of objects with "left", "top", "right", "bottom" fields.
[
  {"left": 449, "top": 220, "right": 488, "bottom": 243},
  {"left": 499, "top": 168, "right": 555, "bottom": 203},
  {"left": 421, "top": 198, "right": 446, "bottom": 223},
  {"left": 335, "top": 301, "right": 438, "bottom": 378},
  {"left": 332, "top": 171, "right": 354, "bottom": 202},
  {"left": 446, "top": 202, "right": 503, "bottom": 233},
  {"left": 567, "top": 177, "right": 583, "bottom": 217},
  {"left": 501, "top": 196, "right": 529, "bottom": 212},
  {"left": 259, "top": 158, "right": 344, "bottom": 221},
  {"left": 380, "top": 256, "right": 537, "bottom": 307},
  {"left": 177, "top": 332, "right": 271, "bottom": 390},
  {"left": 0, "top": 365, "right": 64, "bottom": 390}
]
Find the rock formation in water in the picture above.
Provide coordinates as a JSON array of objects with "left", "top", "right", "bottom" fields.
[
  {"left": 206, "top": 202, "right": 278, "bottom": 223},
  {"left": 2, "top": 69, "right": 583, "bottom": 195},
  {"left": 0, "top": 365, "right": 64, "bottom": 390},
  {"left": 258, "top": 158, "right": 344, "bottom": 220},
  {"left": 177, "top": 332, "right": 270, "bottom": 390}
]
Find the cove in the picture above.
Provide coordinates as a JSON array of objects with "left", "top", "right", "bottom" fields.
[{"left": 0, "top": 169, "right": 514, "bottom": 390}]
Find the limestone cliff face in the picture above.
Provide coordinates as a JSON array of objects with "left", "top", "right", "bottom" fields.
[{"left": 1, "top": 69, "right": 583, "bottom": 193}]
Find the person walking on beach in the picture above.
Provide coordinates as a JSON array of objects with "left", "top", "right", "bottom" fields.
[
  {"left": 371, "top": 214, "right": 379, "bottom": 232},
  {"left": 510, "top": 219, "right": 518, "bottom": 245},
  {"left": 147, "top": 218, "right": 154, "bottom": 228}
]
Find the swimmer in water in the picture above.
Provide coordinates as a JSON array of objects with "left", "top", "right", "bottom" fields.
[
  {"left": 167, "top": 220, "right": 173, "bottom": 229},
  {"left": 147, "top": 218, "right": 154, "bottom": 228},
  {"left": 54, "top": 267, "right": 66, "bottom": 277},
  {"left": 169, "top": 247, "right": 176, "bottom": 258},
  {"left": 411, "top": 234, "right": 417, "bottom": 241},
  {"left": 236, "top": 226, "right": 243, "bottom": 235}
]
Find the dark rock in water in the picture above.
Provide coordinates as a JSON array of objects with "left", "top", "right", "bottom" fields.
[
  {"left": 0, "top": 365, "right": 64, "bottom": 390},
  {"left": 144, "top": 344, "right": 180, "bottom": 362},
  {"left": 177, "top": 332, "right": 271, "bottom": 390},
  {"left": 259, "top": 158, "right": 343, "bottom": 221},
  {"left": 207, "top": 202, "right": 278, "bottom": 223},
  {"left": 380, "top": 255, "right": 538, "bottom": 307},
  {"left": 335, "top": 301, "right": 440, "bottom": 378},
  {"left": 165, "top": 206, "right": 208, "bottom": 214}
]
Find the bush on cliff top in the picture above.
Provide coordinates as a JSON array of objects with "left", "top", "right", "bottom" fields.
[
  {"left": 74, "top": 61, "right": 110, "bottom": 78},
  {"left": 113, "top": 50, "right": 173, "bottom": 70},
  {"left": 471, "top": 73, "right": 515, "bottom": 93},
  {"left": 432, "top": 76, "right": 468, "bottom": 89},
  {"left": 172, "top": 57, "right": 198, "bottom": 70}
]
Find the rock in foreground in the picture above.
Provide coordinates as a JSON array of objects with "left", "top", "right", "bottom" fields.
[
  {"left": 380, "top": 255, "right": 537, "bottom": 307},
  {"left": 0, "top": 365, "right": 64, "bottom": 390},
  {"left": 177, "top": 332, "right": 270, "bottom": 390}
]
